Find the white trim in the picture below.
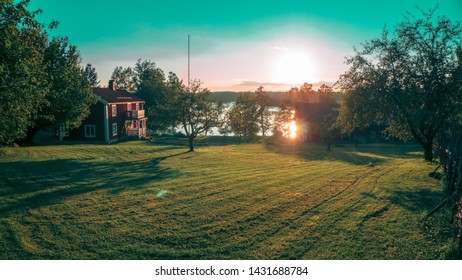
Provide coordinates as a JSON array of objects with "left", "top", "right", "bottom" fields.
[
  {"left": 97, "top": 96, "right": 108, "bottom": 105},
  {"left": 84, "top": 125, "right": 96, "bottom": 138},
  {"left": 103, "top": 105, "right": 109, "bottom": 143},
  {"left": 111, "top": 104, "right": 117, "bottom": 117},
  {"left": 112, "top": 123, "right": 118, "bottom": 136}
]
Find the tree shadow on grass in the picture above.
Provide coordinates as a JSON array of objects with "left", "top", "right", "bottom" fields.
[
  {"left": 0, "top": 151, "right": 187, "bottom": 217},
  {"left": 387, "top": 189, "right": 445, "bottom": 214},
  {"left": 361, "top": 188, "right": 444, "bottom": 214},
  {"left": 265, "top": 142, "right": 423, "bottom": 166}
]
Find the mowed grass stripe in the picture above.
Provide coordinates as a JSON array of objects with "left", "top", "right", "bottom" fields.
[
  {"left": 155, "top": 159, "right": 362, "bottom": 228},
  {"left": 0, "top": 142, "right": 449, "bottom": 259}
]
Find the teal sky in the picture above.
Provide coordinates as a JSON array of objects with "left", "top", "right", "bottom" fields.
[{"left": 30, "top": 0, "right": 462, "bottom": 91}]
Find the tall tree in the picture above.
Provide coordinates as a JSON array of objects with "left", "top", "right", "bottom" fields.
[
  {"left": 111, "top": 66, "right": 135, "bottom": 91},
  {"left": 272, "top": 99, "right": 293, "bottom": 138},
  {"left": 255, "top": 86, "right": 272, "bottom": 136},
  {"left": 0, "top": 0, "right": 49, "bottom": 144},
  {"left": 337, "top": 8, "right": 462, "bottom": 161},
  {"left": 82, "top": 63, "right": 99, "bottom": 87},
  {"left": 171, "top": 79, "right": 223, "bottom": 151},
  {"left": 316, "top": 85, "right": 339, "bottom": 151},
  {"left": 133, "top": 59, "right": 172, "bottom": 131},
  {"left": 298, "top": 82, "right": 316, "bottom": 103},
  {"left": 227, "top": 92, "right": 259, "bottom": 143},
  {"left": 28, "top": 37, "right": 96, "bottom": 141}
]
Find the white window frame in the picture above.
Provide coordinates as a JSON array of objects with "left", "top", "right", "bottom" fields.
[
  {"left": 84, "top": 125, "right": 96, "bottom": 138},
  {"left": 112, "top": 123, "right": 118, "bottom": 136},
  {"left": 111, "top": 104, "right": 117, "bottom": 117},
  {"left": 381, "top": 131, "right": 387, "bottom": 140}
]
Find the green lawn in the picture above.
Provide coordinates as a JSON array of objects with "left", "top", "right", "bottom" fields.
[{"left": 0, "top": 141, "right": 452, "bottom": 259}]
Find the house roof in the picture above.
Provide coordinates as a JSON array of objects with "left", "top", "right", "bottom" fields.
[{"left": 93, "top": 87, "right": 145, "bottom": 104}]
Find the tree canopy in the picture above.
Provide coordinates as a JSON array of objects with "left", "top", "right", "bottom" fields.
[
  {"left": 170, "top": 79, "right": 223, "bottom": 151},
  {"left": 255, "top": 86, "right": 272, "bottom": 137},
  {"left": 337, "top": 8, "right": 462, "bottom": 161},
  {"left": 226, "top": 92, "right": 260, "bottom": 143},
  {"left": 1, "top": 0, "right": 95, "bottom": 144}
]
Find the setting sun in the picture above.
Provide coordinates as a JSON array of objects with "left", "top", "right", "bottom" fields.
[{"left": 272, "top": 49, "right": 316, "bottom": 85}]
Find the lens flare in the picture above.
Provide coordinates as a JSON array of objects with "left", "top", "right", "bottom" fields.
[
  {"left": 156, "top": 190, "right": 168, "bottom": 198},
  {"left": 289, "top": 120, "right": 297, "bottom": 139}
]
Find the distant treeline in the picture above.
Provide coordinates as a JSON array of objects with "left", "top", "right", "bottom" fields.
[{"left": 211, "top": 90, "right": 342, "bottom": 106}]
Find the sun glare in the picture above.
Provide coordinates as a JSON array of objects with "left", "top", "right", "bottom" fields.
[
  {"left": 289, "top": 120, "right": 297, "bottom": 139},
  {"left": 272, "top": 50, "right": 316, "bottom": 85},
  {"left": 288, "top": 110, "right": 297, "bottom": 139}
]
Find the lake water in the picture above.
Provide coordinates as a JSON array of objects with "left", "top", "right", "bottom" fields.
[{"left": 176, "top": 103, "right": 280, "bottom": 136}]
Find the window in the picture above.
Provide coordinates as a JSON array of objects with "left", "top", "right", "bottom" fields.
[
  {"left": 127, "top": 103, "right": 131, "bottom": 111},
  {"left": 112, "top": 123, "right": 117, "bottom": 136},
  {"left": 370, "top": 131, "right": 376, "bottom": 139},
  {"left": 381, "top": 131, "right": 387, "bottom": 140},
  {"left": 111, "top": 105, "right": 117, "bottom": 117},
  {"left": 133, "top": 120, "right": 137, "bottom": 129},
  {"left": 84, "top": 125, "right": 96, "bottom": 137}
]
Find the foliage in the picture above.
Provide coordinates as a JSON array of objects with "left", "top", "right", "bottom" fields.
[
  {"left": 38, "top": 37, "right": 96, "bottom": 139},
  {"left": 298, "top": 82, "right": 315, "bottom": 103},
  {"left": 170, "top": 79, "right": 223, "bottom": 151},
  {"left": 337, "top": 8, "right": 462, "bottom": 161},
  {"left": 272, "top": 99, "right": 293, "bottom": 138},
  {"left": 81, "top": 63, "right": 99, "bottom": 87},
  {"left": 133, "top": 59, "right": 175, "bottom": 131},
  {"left": 226, "top": 92, "right": 259, "bottom": 143},
  {"left": 315, "top": 85, "right": 339, "bottom": 150},
  {"left": 0, "top": 0, "right": 95, "bottom": 144},
  {"left": 110, "top": 66, "right": 135, "bottom": 92},
  {"left": 255, "top": 86, "right": 272, "bottom": 136},
  {"left": 0, "top": 0, "right": 49, "bottom": 144}
]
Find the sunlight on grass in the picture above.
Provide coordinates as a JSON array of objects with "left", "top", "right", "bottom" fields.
[
  {"left": 352, "top": 152, "right": 389, "bottom": 160},
  {"left": 0, "top": 142, "right": 450, "bottom": 259}
]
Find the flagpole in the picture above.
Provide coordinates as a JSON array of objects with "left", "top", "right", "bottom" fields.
[{"left": 188, "top": 34, "right": 190, "bottom": 87}]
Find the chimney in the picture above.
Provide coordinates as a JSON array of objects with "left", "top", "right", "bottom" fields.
[{"left": 108, "top": 80, "right": 116, "bottom": 91}]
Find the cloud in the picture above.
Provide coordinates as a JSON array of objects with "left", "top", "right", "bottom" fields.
[
  {"left": 236, "top": 81, "right": 263, "bottom": 86},
  {"left": 235, "top": 81, "right": 295, "bottom": 87}
]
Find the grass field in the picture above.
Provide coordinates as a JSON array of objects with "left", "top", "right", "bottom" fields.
[{"left": 0, "top": 140, "right": 453, "bottom": 259}]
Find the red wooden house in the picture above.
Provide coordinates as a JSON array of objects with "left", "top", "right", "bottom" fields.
[{"left": 66, "top": 81, "right": 148, "bottom": 143}]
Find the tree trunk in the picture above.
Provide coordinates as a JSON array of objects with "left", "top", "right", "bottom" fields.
[
  {"left": 326, "top": 134, "right": 331, "bottom": 151},
  {"left": 410, "top": 127, "right": 435, "bottom": 162},
  {"left": 188, "top": 136, "right": 195, "bottom": 152},
  {"left": 424, "top": 142, "right": 433, "bottom": 162}
]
